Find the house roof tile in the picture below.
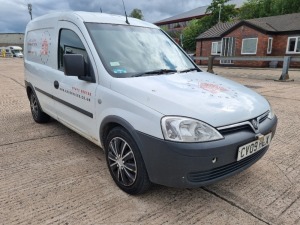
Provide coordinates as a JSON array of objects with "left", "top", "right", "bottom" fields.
[
  {"left": 247, "top": 13, "right": 300, "bottom": 32},
  {"left": 197, "top": 12, "right": 300, "bottom": 40},
  {"left": 196, "top": 21, "right": 240, "bottom": 39}
]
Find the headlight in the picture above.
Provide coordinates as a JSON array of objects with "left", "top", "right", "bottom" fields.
[
  {"left": 161, "top": 116, "right": 223, "bottom": 142},
  {"left": 267, "top": 102, "right": 275, "bottom": 119}
]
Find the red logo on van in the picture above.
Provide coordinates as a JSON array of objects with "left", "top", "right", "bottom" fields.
[
  {"left": 199, "top": 83, "right": 228, "bottom": 94},
  {"left": 41, "top": 39, "right": 48, "bottom": 55}
]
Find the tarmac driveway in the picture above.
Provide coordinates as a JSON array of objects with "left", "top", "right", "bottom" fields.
[{"left": 1, "top": 58, "right": 300, "bottom": 225}]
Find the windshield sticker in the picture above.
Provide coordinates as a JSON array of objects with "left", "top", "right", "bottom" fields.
[
  {"left": 199, "top": 82, "right": 228, "bottom": 94},
  {"left": 113, "top": 68, "right": 127, "bottom": 74},
  {"left": 110, "top": 62, "right": 120, "bottom": 67}
]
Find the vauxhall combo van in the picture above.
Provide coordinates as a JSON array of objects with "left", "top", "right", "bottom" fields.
[{"left": 24, "top": 12, "right": 277, "bottom": 194}]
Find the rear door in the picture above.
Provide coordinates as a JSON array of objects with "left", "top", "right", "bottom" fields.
[{"left": 51, "top": 21, "right": 98, "bottom": 138}]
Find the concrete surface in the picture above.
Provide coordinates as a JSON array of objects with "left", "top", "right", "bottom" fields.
[{"left": 0, "top": 58, "right": 300, "bottom": 225}]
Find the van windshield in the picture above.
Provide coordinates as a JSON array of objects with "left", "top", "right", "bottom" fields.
[{"left": 86, "top": 23, "right": 197, "bottom": 78}]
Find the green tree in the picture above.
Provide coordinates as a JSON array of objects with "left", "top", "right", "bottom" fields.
[
  {"left": 182, "top": 17, "right": 211, "bottom": 51},
  {"left": 182, "top": 0, "right": 237, "bottom": 51},
  {"left": 206, "top": 0, "right": 238, "bottom": 25},
  {"left": 182, "top": 20, "right": 202, "bottom": 51},
  {"left": 239, "top": 0, "right": 274, "bottom": 19},
  {"left": 239, "top": 0, "right": 300, "bottom": 19},
  {"left": 272, "top": 0, "right": 300, "bottom": 15},
  {"left": 129, "top": 8, "right": 144, "bottom": 20}
]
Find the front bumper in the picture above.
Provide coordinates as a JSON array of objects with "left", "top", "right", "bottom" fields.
[{"left": 137, "top": 116, "right": 277, "bottom": 188}]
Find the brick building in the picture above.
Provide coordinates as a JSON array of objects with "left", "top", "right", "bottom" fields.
[
  {"left": 196, "top": 13, "right": 300, "bottom": 68},
  {"left": 155, "top": 0, "right": 246, "bottom": 32}
]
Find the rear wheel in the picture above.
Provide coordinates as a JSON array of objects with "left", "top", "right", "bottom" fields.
[
  {"left": 29, "top": 91, "right": 50, "bottom": 123},
  {"left": 105, "top": 127, "right": 151, "bottom": 195}
]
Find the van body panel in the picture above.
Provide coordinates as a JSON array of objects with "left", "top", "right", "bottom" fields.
[{"left": 95, "top": 86, "right": 164, "bottom": 142}]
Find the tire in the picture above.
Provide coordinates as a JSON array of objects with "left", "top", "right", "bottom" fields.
[
  {"left": 105, "top": 127, "right": 151, "bottom": 195},
  {"left": 29, "top": 91, "right": 51, "bottom": 123}
]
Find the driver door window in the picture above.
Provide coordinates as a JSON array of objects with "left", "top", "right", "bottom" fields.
[{"left": 58, "top": 29, "right": 94, "bottom": 80}]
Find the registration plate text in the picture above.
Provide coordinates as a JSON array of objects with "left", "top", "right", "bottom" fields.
[{"left": 237, "top": 133, "right": 272, "bottom": 161}]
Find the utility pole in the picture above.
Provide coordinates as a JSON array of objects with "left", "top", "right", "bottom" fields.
[
  {"left": 218, "top": 3, "right": 222, "bottom": 23},
  {"left": 28, "top": 3, "right": 32, "bottom": 20}
]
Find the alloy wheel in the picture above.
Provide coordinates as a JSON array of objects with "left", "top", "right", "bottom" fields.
[
  {"left": 107, "top": 137, "right": 137, "bottom": 186},
  {"left": 30, "top": 94, "right": 38, "bottom": 119}
]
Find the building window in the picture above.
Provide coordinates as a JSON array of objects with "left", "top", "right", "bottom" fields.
[
  {"left": 267, "top": 37, "right": 273, "bottom": 54},
  {"left": 241, "top": 38, "right": 258, "bottom": 54},
  {"left": 286, "top": 37, "right": 300, "bottom": 54},
  {"left": 211, "top": 41, "right": 221, "bottom": 55}
]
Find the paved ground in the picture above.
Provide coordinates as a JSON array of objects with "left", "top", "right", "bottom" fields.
[{"left": 0, "top": 58, "right": 300, "bottom": 225}]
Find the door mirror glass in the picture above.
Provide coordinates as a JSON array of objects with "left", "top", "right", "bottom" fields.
[{"left": 63, "top": 54, "right": 85, "bottom": 77}]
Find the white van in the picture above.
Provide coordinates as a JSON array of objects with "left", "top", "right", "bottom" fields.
[
  {"left": 24, "top": 12, "right": 277, "bottom": 194},
  {"left": 8, "top": 46, "right": 23, "bottom": 58}
]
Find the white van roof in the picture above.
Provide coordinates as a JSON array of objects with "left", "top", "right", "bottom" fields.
[
  {"left": 28, "top": 11, "right": 158, "bottom": 29},
  {"left": 8, "top": 46, "right": 22, "bottom": 50}
]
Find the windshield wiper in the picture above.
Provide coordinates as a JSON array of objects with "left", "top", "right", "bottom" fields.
[
  {"left": 132, "top": 69, "right": 177, "bottom": 77},
  {"left": 179, "top": 68, "right": 199, "bottom": 73}
]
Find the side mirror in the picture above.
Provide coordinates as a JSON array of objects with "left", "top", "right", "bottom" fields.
[{"left": 63, "top": 54, "right": 85, "bottom": 77}]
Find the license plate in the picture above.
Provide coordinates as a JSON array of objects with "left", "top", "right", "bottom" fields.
[{"left": 237, "top": 133, "right": 272, "bottom": 161}]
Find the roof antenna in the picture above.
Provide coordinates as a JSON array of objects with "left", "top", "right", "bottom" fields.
[{"left": 121, "top": 0, "right": 130, "bottom": 25}]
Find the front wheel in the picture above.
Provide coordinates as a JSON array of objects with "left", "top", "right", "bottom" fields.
[
  {"left": 29, "top": 91, "right": 50, "bottom": 123},
  {"left": 105, "top": 127, "right": 151, "bottom": 195}
]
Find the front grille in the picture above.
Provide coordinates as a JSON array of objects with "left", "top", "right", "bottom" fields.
[
  {"left": 187, "top": 148, "right": 267, "bottom": 183},
  {"left": 219, "top": 124, "right": 252, "bottom": 135},
  {"left": 218, "top": 111, "right": 270, "bottom": 134},
  {"left": 259, "top": 113, "right": 268, "bottom": 123}
]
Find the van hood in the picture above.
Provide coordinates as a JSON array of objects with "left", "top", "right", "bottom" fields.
[{"left": 111, "top": 71, "right": 270, "bottom": 127}]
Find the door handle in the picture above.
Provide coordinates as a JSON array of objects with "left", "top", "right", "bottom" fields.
[{"left": 54, "top": 80, "right": 59, "bottom": 89}]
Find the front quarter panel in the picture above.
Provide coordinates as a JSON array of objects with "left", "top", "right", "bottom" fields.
[{"left": 94, "top": 85, "right": 164, "bottom": 148}]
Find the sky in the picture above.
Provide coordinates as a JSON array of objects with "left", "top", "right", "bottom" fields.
[{"left": 0, "top": 0, "right": 212, "bottom": 33}]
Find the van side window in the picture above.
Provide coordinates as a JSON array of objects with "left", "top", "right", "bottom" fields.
[{"left": 58, "top": 29, "right": 94, "bottom": 79}]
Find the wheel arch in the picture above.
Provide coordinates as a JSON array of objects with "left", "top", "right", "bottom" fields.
[
  {"left": 25, "top": 81, "right": 45, "bottom": 113},
  {"left": 25, "top": 81, "right": 34, "bottom": 100},
  {"left": 100, "top": 116, "right": 144, "bottom": 152},
  {"left": 101, "top": 115, "right": 152, "bottom": 194}
]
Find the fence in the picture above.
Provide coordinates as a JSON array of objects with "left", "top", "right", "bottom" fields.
[{"left": 193, "top": 56, "right": 300, "bottom": 81}]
